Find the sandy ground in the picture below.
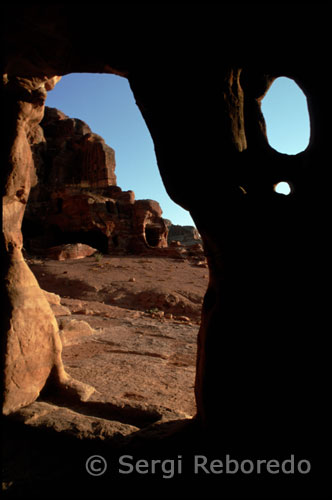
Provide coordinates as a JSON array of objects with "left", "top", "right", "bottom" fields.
[{"left": 27, "top": 253, "right": 209, "bottom": 417}]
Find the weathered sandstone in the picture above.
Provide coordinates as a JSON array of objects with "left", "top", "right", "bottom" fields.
[
  {"left": 46, "top": 243, "right": 98, "bottom": 260},
  {"left": 58, "top": 319, "right": 95, "bottom": 346},
  {"left": 23, "top": 106, "right": 168, "bottom": 255}
]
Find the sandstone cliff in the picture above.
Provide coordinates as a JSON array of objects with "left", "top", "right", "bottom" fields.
[{"left": 23, "top": 107, "right": 168, "bottom": 254}]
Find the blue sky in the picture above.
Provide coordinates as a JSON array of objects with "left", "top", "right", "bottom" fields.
[
  {"left": 45, "top": 74, "right": 310, "bottom": 223},
  {"left": 261, "top": 76, "right": 310, "bottom": 154}
]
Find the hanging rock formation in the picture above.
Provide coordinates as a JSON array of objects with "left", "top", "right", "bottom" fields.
[{"left": 23, "top": 106, "right": 168, "bottom": 254}]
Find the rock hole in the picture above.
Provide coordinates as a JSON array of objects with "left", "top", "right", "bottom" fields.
[
  {"left": 145, "top": 224, "right": 161, "bottom": 247},
  {"left": 261, "top": 77, "right": 310, "bottom": 154},
  {"left": 16, "top": 188, "right": 25, "bottom": 198},
  {"left": 274, "top": 181, "right": 292, "bottom": 196}
]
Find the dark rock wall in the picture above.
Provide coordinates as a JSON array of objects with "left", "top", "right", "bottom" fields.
[{"left": 1, "top": 4, "right": 330, "bottom": 496}]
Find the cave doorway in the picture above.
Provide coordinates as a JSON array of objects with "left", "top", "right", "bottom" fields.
[
  {"left": 261, "top": 77, "right": 310, "bottom": 154},
  {"left": 145, "top": 224, "right": 162, "bottom": 247}
]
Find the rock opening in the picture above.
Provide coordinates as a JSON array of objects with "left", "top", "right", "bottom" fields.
[
  {"left": 261, "top": 77, "right": 310, "bottom": 154},
  {"left": 274, "top": 181, "right": 292, "bottom": 195},
  {"left": 145, "top": 224, "right": 162, "bottom": 247}
]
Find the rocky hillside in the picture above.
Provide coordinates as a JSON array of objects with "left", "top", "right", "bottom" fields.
[{"left": 166, "top": 222, "right": 202, "bottom": 246}]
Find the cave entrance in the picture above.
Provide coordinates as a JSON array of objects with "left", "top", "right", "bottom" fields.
[
  {"left": 261, "top": 77, "right": 310, "bottom": 154},
  {"left": 28, "top": 72, "right": 203, "bottom": 419},
  {"left": 145, "top": 224, "right": 161, "bottom": 247}
]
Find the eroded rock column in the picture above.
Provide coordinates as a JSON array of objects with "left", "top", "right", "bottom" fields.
[{"left": 1, "top": 75, "right": 94, "bottom": 414}]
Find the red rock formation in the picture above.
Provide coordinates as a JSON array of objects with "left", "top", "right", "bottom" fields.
[
  {"left": 2, "top": 76, "right": 94, "bottom": 415},
  {"left": 24, "top": 107, "right": 168, "bottom": 254},
  {"left": 167, "top": 223, "right": 202, "bottom": 246},
  {"left": 132, "top": 199, "right": 168, "bottom": 251},
  {"left": 46, "top": 243, "right": 98, "bottom": 260},
  {"left": 33, "top": 107, "right": 117, "bottom": 188}
]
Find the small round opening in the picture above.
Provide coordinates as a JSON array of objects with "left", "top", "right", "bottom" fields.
[{"left": 274, "top": 182, "right": 292, "bottom": 196}]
